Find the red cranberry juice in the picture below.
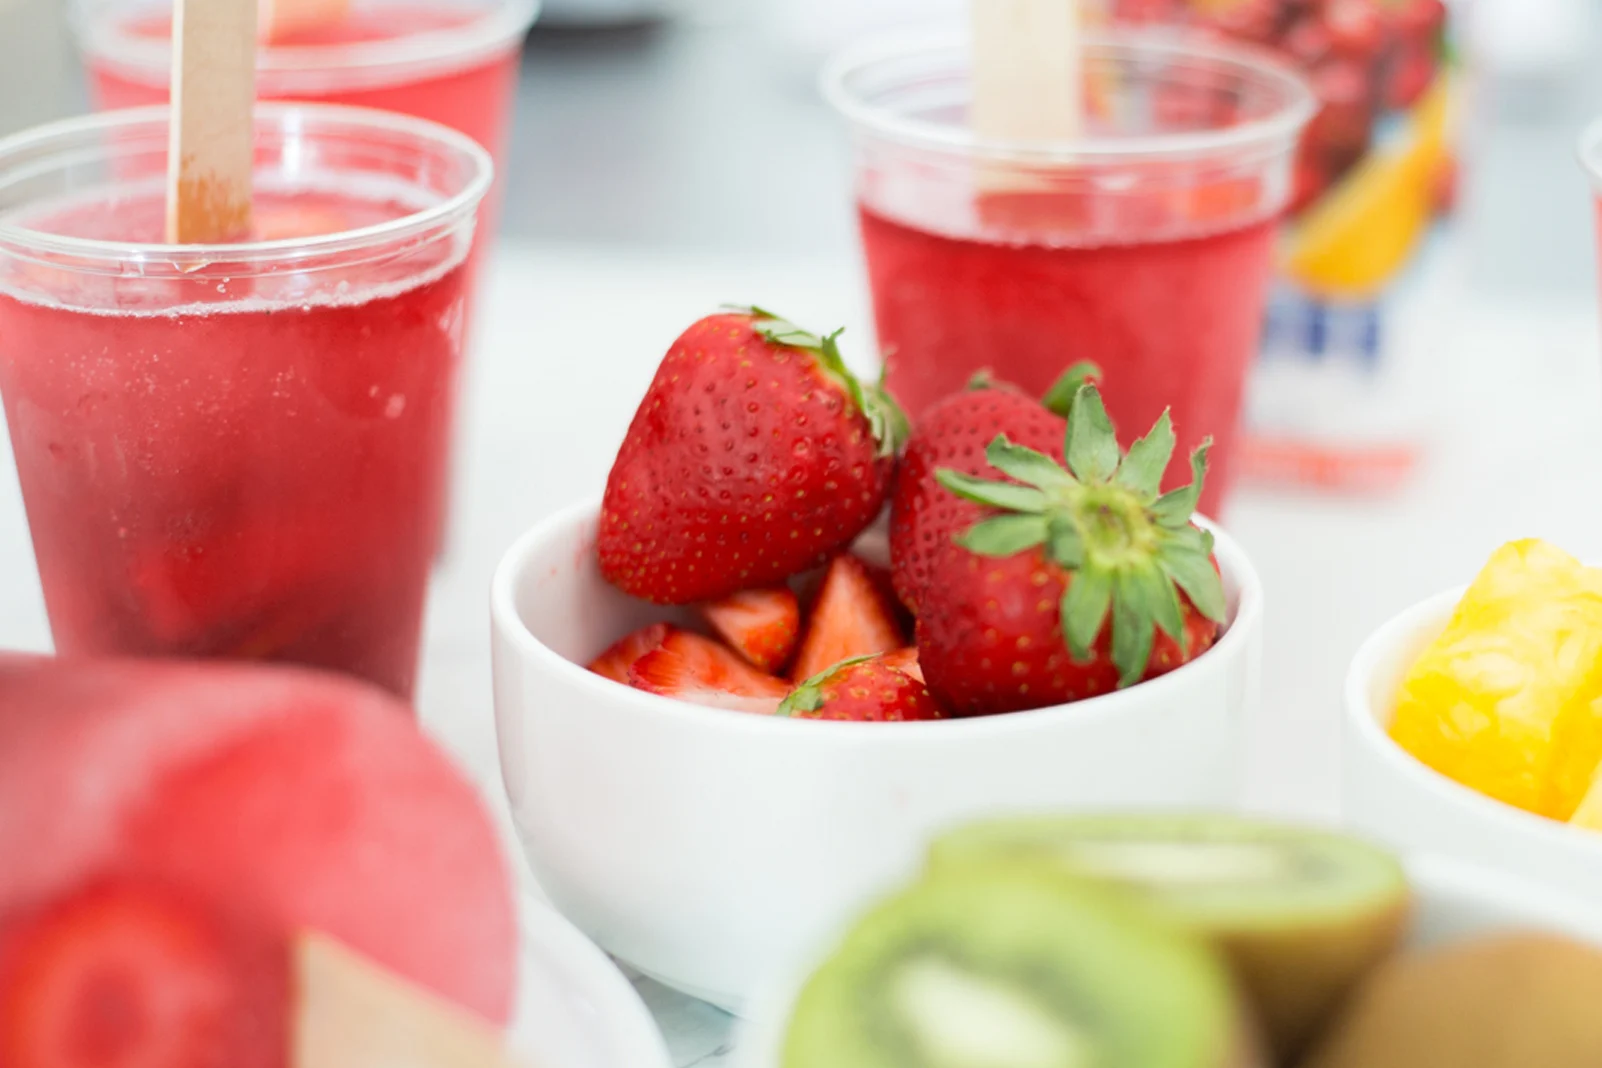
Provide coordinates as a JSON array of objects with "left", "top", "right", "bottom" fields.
[
  {"left": 861, "top": 206, "right": 1278, "bottom": 516},
  {"left": 89, "top": 6, "right": 521, "bottom": 560},
  {"left": 0, "top": 191, "right": 467, "bottom": 699}
]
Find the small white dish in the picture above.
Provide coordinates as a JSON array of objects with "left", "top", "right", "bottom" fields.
[
  {"left": 1343, "top": 587, "right": 1602, "bottom": 899},
  {"left": 509, "top": 890, "right": 673, "bottom": 1068},
  {"left": 734, "top": 854, "right": 1602, "bottom": 1068},
  {"left": 491, "top": 498, "right": 1263, "bottom": 1012}
]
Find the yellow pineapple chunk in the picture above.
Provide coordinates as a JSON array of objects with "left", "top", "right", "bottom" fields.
[
  {"left": 1573, "top": 768, "right": 1602, "bottom": 832},
  {"left": 1389, "top": 539, "right": 1602, "bottom": 821}
]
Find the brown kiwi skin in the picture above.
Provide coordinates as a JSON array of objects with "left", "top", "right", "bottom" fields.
[
  {"left": 1223, "top": 998, "right": 1271, "bottom": 1068},
  {"left": 1221, "top": 894, "right": 1411, "bottom": 1064},
  {"left": 1300, "top": 933, "right": 1602, "bottom": 1068}
]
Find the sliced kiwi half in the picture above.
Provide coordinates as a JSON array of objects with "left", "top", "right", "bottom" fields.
[
  {"left": 926, "top": 814, "right": 1410, "bottom": 1063},
  {"left": 781, "top": 867, "right": 1250, "bottom": 1068}
]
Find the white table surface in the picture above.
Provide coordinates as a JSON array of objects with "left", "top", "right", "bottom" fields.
[{"left": 3, "top": 239, "right": 1601, "bottom": 1066}]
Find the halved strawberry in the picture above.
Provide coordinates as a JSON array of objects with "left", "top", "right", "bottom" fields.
[
  {"left": 790, "top": 556, "right": 906, "bottom": 682},
  {"left": 587, "top": 623, "right": 675, "bottom": 685},
  {"left": 628, "top": 631, "right": 790, "bottom": 714},
  {"left": 880, "top": 647, "right": 924, "bottom": 683},
  {"left": 0, "top": 879, "right": 285, "bottom": 1068},
  {"left": 700, "top": 588, "right": 800, "bottom": 674}
]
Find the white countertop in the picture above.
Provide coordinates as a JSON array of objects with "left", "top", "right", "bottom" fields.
[{"left": 3, "top": 239, "right": 1601, "bottom": 1065}]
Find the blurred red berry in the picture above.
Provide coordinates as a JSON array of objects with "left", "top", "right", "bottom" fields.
[
  {"left": 1306, "top": 59, "right": 1379, "bottom": 158},
  {"left": 1324, "top": 0, "right": 1388, "bottom": 59},
  {"left": 1284, "top": 15, "right": 1335, "bottom": 65},
  {"left": 1385, "top": 43, "right": 1438, "bottom": 109},
  {"left": 1111, "top": 0, "right": 1186, "bottom": 24},
  {"left": 1195, "top": 0, "right": 1283, "bottom": 44},
  {"left": 1386, "top": 0, "right": 1448, "bottom": 39}
]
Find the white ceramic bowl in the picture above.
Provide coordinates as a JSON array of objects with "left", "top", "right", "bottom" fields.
[
  {"left": 491, "top": 499, "right": 1263, "bottom": 1012},
  {"left": 734, "top": 854, "right": 1602, "bottom": 1067},
  {"left": 1344, "top": 587, "right": 1602, "bottom": 898}
]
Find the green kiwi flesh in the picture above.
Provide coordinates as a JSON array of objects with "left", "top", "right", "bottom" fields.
[
  {"left": 781, "top": 868, "right": 1245, "bottom": 1068},
  {"left": 1302, "top": 933, "right": 1602, "bottom": 1068},
  {"left": 926, "top": 814, "right": 1410, "bottom": 1061}
]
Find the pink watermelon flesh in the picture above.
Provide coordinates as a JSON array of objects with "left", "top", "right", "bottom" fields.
[{"left": 0, "top": 655, "right": 517, "bottom": 1030}]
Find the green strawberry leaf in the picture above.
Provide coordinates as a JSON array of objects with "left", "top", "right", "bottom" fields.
[
  {"left": 1127, "top": 560, "right": 1186, "bottom": 644},
  {"left": 860, "top": 381, "right": 911, "bottom": 458},
  {"left": 1041, "top": 361, "right": 1103, "bottom": 417},
  {"left": 1159, "top": 539, "right": 1227, "bottom": 625},
  {"left": 1066, "top": 385, "right": 1120, "bottom": 485},
  {"left": 1060, "top": 568, "right": 1112, "bottom": 662},
  {"left": 936, "top": 470, "right": 1048, "bottom": 514},
  {"left": 776, "top": 687, "right": 824, "bottom": 717},
  {"left": 1160, "top": 522, "right": 1212, "bottom": 557},
  {"left": 1111, "top": 572, "right": 1157, "bottom": 688},
  {"left": 1152, "top": 439, "right": 1212, "bottom": 528},
  {"left": 1047, "top": 515, "right": 1086, "bottom": 570},
  {"left": 1115, "top": 409, "right": 1175, "bottom": 500},
  {"left": 966, "top": 369, "right": 997, "bottom": 391},
  {"left": 984, "top": 435, "right": 1075, "bottom": 493},
  {"left": 958, "top": 514, "right": 1050, "bottom": 557}
]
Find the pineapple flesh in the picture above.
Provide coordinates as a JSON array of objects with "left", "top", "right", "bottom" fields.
[
  {"left": 1573, "top": 767, "right": 1602, "bottom": 832},
  {"left": 1389, "top": 539, "right": 1602, "bottom": 822}
]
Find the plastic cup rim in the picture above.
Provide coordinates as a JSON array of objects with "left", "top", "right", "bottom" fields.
[
  {"left": 820, "top": 24, "right": 1318, "bottom": 165},
  {"left": 73, "top": 0, "right": 539, "bottom": 83},
  {"left": 0, "top": 103, "right": 494, "bottom": 267}
]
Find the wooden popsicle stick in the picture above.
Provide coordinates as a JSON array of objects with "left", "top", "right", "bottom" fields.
[
  {"left": 971, "top": 0, "right": 1084, "bottom": 205},
  {"left": 258, "top": 0, "right": 351, "bottom": 42},
  {"left": 294, "top": 931, "right": 529, "bottom": 1068},
  {"left": 166, "top": 0, "right": 259, "bottom": 243},
  {"left": 971, "top": 0, "right": 1084, "bottom": 145}
]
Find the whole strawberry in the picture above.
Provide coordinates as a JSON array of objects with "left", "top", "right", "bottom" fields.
[
  {"left": 778, "top": 655, "right": 944, "bottom": 722},
  {"left": 916, "top": 384, "right": 1226, "bottom": 716},
  {"left": 889, "top": 363, "right": 1098, "bottom": 614},
  {"left": 600, "top": 309, "right": 907, "bottom": 604}
]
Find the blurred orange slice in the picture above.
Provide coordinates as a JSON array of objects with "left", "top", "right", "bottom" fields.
[{"left": 1283, "top": 74, "right": 1454, "bottom": 298}]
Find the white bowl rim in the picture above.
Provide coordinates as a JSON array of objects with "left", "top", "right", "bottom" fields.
[
  {"left": 491, "top": 496, "right": 1264, "bottom": 737},
  {"left": 1344, "top": 585, "right": 1602, "bottom": 857}
]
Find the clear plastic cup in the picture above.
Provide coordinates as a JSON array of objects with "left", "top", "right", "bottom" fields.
[
  {"left": 76, "top": 0, "right": 539, "bottom": 557},
  {"left": 0, "top": 105, "right": 492, "bottom": 701},
  {"left": 824, "top": 27, "right": 1315, "bottom": 515}
]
